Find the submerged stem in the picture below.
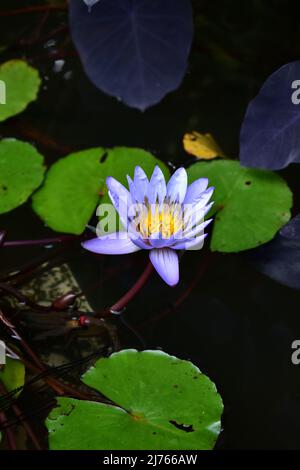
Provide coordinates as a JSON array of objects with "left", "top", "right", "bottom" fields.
[
  {"left": 2, "top": 235, "right": 82, "bottom": 248},
  {"left": 108, "top": 262, "right": 154, "bottom": 314},
  {"left": 0, "top": 409, "right": 17, "bottom": 450},
  {"left": 139, "top": 252, "right": 218, "bottom": 329},
  {"left": 0, "top": 381, "right": 42, "bottom": 450},
  {"left": 0, "top": 5, "right": 67, "bottom": 17}
]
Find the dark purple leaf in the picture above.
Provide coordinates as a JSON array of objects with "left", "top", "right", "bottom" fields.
[
  {"left": 70, "top": 0, "right": 193, "bottom": 110},
  {"left": 279, "top": 213, "right": 300, "bottom": 240},
  {"left": 83, "top": 0, "right": 100, "bottom": 8},
  {"left": 250, "top": 214, "right": 300, "bottom": 290},
  {"left": 240, "top": 61, "right": 300, "bottom": 170}
]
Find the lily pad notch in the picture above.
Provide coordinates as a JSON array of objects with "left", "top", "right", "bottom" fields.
[{"left": 46, "top": 349, "right": 223, "bottom": 450}]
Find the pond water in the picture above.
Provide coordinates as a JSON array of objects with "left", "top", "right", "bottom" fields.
[{"left": 1, "top": 0, "right": 300, "bottom": 450}]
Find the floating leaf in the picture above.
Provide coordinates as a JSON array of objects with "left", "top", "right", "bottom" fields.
[
  {"left": 46, "top": 349, "right": 223, "bottom": 450},
  {"left": 0, "top": 139, "right": 45, "bottom": 214},
  {"left": 32, "top": 147, "right": 169, "bottom": 234},
  {"left": 0, "top": 60, "right": 41, "bottom": 122},
  {"left": 103, "top": 147, "right": 170, "bottom": 188},
  {"left": 32, "top": 148, "right": 106, "bottom": 235},
  {"left": 187, "top": 160, "right": 292, "bottom": 252},
  {"left": 0, "top": 357, "right": 25, "bottom": 397},
  {"left": 250, "top": 214, "right": 300, "bottom": 290},
  {"left": 69, "top": 0, "right": 193, "bottom": 110},
  {"left": 183, "top": 132, "right": 225, "bottom": 160},
  {"left": 279, "top": 213, "right": 300, "bottom": 241},
  {"left": 0, "top": 357, "right": 25, "bottom": 444},
  {"left": 240, "top": 60, "right": 300, "bottom": 170}
]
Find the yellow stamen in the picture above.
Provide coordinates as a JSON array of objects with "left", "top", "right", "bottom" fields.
[{"left": 137, "top": 203, "right": 184, "bottom": 239}]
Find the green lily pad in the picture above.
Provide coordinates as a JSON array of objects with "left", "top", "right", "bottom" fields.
[
  {"left": 0, "top": 139, "right": 45, "bottom": 214},
  {"left": 187, "top": 159, "right": 292, "bottom": 252},
  {"left": 32, "top": 147, "right": 169, "bottom": 235},
  {"left": 0, "top": 357, "right": 25, "bottom": 445},
  {"left": 32, "top": 148, "right": 106, "bottom": 234},
  {"left": 0, "top": 357, "right": 25, "bottom": 397},
  {"left": 46, "top": 350, "right": 223, "bottom": 450},
  {"left": 0, "top": 60, "right": 41, "bottom": 122}
]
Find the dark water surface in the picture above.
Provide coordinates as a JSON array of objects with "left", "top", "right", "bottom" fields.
[{"left": 1, "top": 0, "right": 300, "bottom": 450}]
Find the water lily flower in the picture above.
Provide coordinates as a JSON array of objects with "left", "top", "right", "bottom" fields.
[{"left": 82, "top": 166, "right": 214, "bottom": 286}]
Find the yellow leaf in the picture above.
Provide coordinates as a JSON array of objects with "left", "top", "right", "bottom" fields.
[{"left": 183, "top": 131, "right": 225, "bottom": 160}]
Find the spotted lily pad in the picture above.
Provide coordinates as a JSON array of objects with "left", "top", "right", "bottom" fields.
[
  {"left": 187, "top": 160, "right": 292, "bottom": 252},
  {"left": 46, "top": 349, "right": 223, "bottom": 450},
  {"left": 32, "top": 147, "right": 169, "bottom": 234},
  {"left": 32, "top": 147, "right": 106, "bottom": 235},
  {"left": 0, "top": 60, "right": 41, "bottom": 122},
  {"left": 0, "top": 139, "right": 45, "bottom": 214},
  {"left": 0, "top": 357, "right": 25, "bottom": 397}
]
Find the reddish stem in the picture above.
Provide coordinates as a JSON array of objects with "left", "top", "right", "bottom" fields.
[
  {"left": 3, "top": 234, "right": 82, "bottom": 248},
  {"left": 0, "top": 5, "right": 67, "bottom": 17},
  {"left": 7, "top": 342, "right": 101, "bottom": 402},
  {"left": 0, "top": 244, "right": 68, "bottom": 284},
  {"left": 0, "top": 282, "right": 52, "bottom": 312},
  {"left": 108, "top": 262, "right": 154, "bottom": 314},
  {"left": 0, "top": 410, "right": 17, "bottom": 450},
  {"left": 0, "top": 309, "right": 64, "bottom": 395},
  {"left": 139, "top": 252, "right": 218, "bottom": 328},
  {"left": 11, "top": 121, "right": 73, "bottom": 155},
  {"left": 0, "top": 381, "right": 42, "bottom": 450}
]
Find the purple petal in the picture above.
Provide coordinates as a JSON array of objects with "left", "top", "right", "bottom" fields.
[
  {"left": 182, "top": 218, "right": 212, "bottom": 239},
  {"left": 149, "top": 232, "right": 170, "bottom": 248},
  {"left": 106, "top": 176, "right": 131, "bottom": 202},
  {"left": 127, "top": 175, "right": 138, "bottom": 202},
  {"left": 184, "top": 178, "right": 209, "bottom": 204},
  {"left": 191, "top": 187, "right": 214, "bottom": 210},
  {"left": 133, "top": 166, "right": 149, "bottom": 202},
  {"left": 106, "top": 176, "right": 132, "bottom": 227},
  {"left": 147, "top": 166, "right": 166, "bottom": 203},
  {"left": 166, "top": 168, "right": 187, "bottom": 203},
  {"left": 82, "top": 233, "right": 140, "bottom": 255},
  {"left": 130, "top": 236, "right": 152, "bottom": 250},
  {"left": 183, "top": 201, "right": 214, "bottom": 232},
  {"left": 173, "top": 233, "right": 207, "bottom": 250},
  {"left": 149, "top": 248, "right": 179, "bottom": 286}
]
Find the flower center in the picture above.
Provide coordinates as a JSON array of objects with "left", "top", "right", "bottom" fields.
[{"left": 136, "top": 203, "right": 184, "bottom": 239}]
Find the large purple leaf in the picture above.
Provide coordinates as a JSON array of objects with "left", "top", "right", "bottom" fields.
[
  {"left": 240, "top": 61, "right": 300, "bottom": 170},
  {"left": 83, "top": 0, "right": 100, "bottom": 8},
  {"left": 250, "top": 214, "right": 300, "bottom": 290},
  {"left": 70, "top": 0, "right": 193, "bottom": 111}
]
